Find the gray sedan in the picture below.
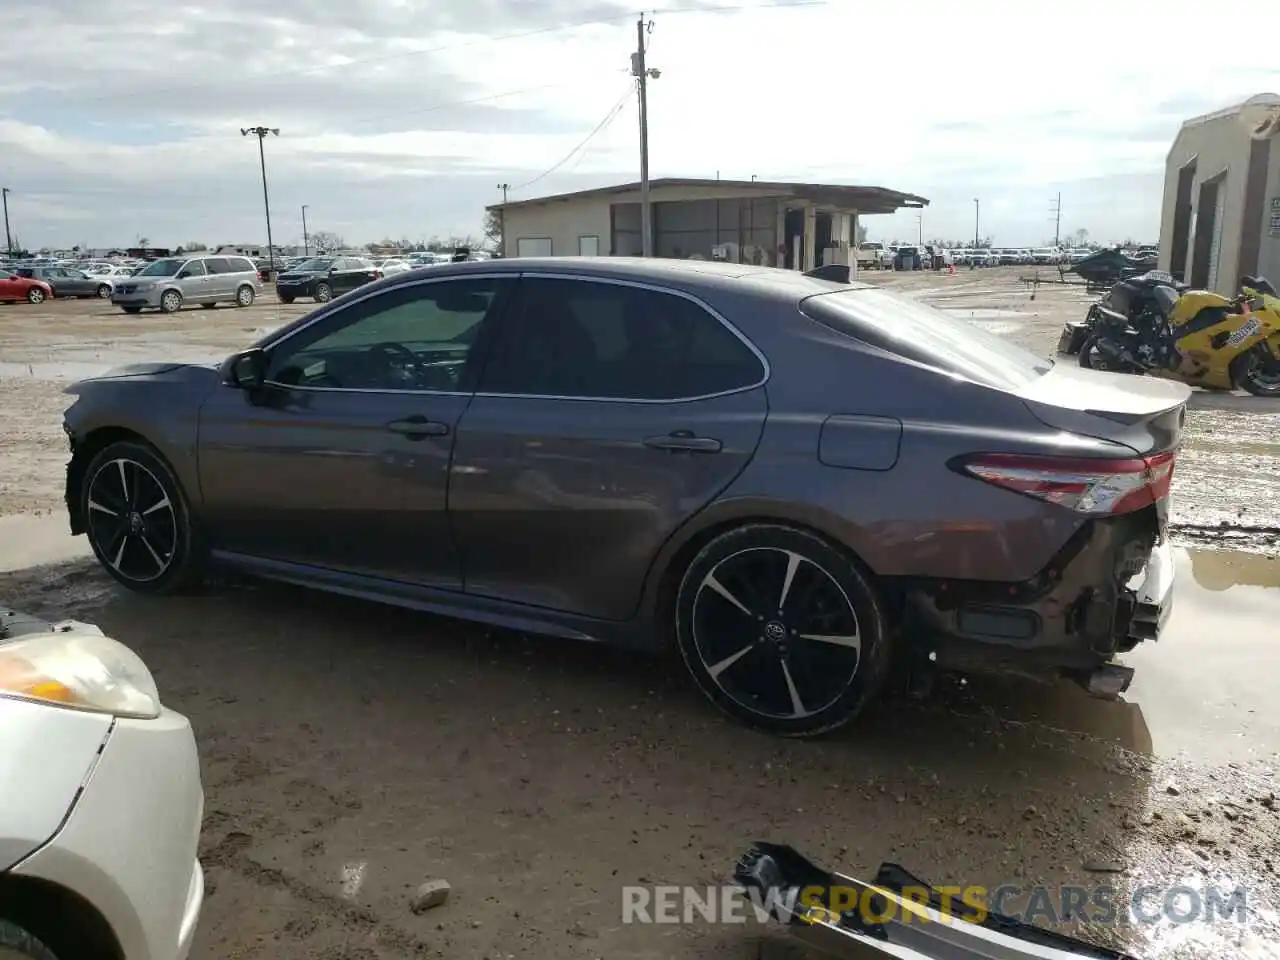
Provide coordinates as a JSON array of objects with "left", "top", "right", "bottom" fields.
[{"left": 59, "top": 258, "right": 1184, "bottom": 735}]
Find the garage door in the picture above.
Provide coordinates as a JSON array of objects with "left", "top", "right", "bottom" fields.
[
  {"left": 516, "top": 237, "right": 552, "bottom": 257},
  {"left": 1207, "top": 176, "right": 1227, "bottom": 292}
]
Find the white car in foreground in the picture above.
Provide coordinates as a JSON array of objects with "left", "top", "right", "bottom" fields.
[{"left": 0, "top": 609, "right": 203, "bottom": 960}]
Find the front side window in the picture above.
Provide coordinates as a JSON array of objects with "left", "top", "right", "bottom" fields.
[
  {"left": 265, "top": 278, "right": 508, "bottom": 392},
  {"left": 479, "top": 278, "right": 764, "bottom": 400},
  {"left": 178, "top": 260, "right": 206, "bottom": 277},
  {"left": 137, "top": 258, "right": 184, "bottom": 277},
  {"left": 296, "top": 258, "right": 334, "bottom": 272}
]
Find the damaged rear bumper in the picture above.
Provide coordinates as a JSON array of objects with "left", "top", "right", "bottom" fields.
[{"left": 735, "top": 843, "right": 1139, "bottom": 960}]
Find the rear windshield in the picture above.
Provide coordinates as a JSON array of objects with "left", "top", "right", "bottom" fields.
[{"left": 799, "top": 288, "right": 1052, "bottom": 390}]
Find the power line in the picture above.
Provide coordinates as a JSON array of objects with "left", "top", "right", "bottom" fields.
[
  {"left": 55, "top": 1, "right": 824, "bottom": 108},
  {"left": 509, "top": 86, "right": 635, "bottom": 193}
]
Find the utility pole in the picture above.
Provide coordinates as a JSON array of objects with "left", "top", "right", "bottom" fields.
[
  {"left": 301, "top": 205, "right": 310, "bottom": 256},
  {"left": 916, "top": 214, "right": 923, "bottom": 246},
  {"left": 1050, "top": 192, "right": 1062, "bottom": 246},
  {"left": 241, "top": 126, "right": 279, "bottom": 275},
  {"left": 2, "top": 187, "right": 11, "bottom": 256},
  {"left": 631, "top": 14, "right": 659, "bottom": 257},
  {"left": 973, "top": 198, "right": 980, "bottom": 248},
  {"left": 496, "top": 183, "right": 509, "bottom": 255}
]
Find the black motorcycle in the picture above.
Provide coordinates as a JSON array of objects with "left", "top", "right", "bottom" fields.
[{"left": 1057, "top": 270, "right": 1185, "bottom": 357}]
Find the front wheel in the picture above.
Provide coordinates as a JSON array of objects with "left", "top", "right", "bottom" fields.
[
  {"left": 674, "top": 523, "right": 891, "bottom": 737},
  {"left": 235, "top": 284, "right": 255, "bottom": 307},
  {"left": 81, "top": 440, "right": 206, "bottom": 594},
  {"left": 1239, "top": 343, "right": 1280, "bottom": 397},
  {"left": 26, "top": 287, "right": 45, "bottom": 304},
  {"left": 159, "top": 289, "right": 182, "bottom": 313}
]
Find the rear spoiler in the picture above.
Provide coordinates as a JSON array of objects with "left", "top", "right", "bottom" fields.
[
  {"left": 804, "top": 264, "right": 851, "bottom": 284},
  {"left": 734, "top": 843, "right": 1141, "bottom": 960}
]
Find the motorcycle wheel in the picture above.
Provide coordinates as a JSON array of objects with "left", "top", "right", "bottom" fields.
[{"left": 1239, "top": 347, "right": 1280, "bottom": 397}]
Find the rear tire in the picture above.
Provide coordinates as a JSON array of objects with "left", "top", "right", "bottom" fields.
[
  {"left": 96, "top": 284, "right": 111, "bottom": 298},
  {"left": 122, "top": 306, "right": 142, "bottom": 314},
  {"left": 674, "top": 523, "right": 891, "bottom": 737},
  {"left": 278, "top": 295, "right": 295, "bottom": 304},
  {"left": 315, "top": 282, "right": 332, "bottom": 303},
  {"left": 81, "top": 440, "right": 206, "bottom": 594},
  {"left": 0, "top": 920, "right": 59, "bottom": 960}
]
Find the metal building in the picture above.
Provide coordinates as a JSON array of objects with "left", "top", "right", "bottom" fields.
[
  {"left": 487, "top": 178, "right": 927, "bottom": 273},
  {"left": 1158, "top": 93, "right": 1280, "bottom": 293}
]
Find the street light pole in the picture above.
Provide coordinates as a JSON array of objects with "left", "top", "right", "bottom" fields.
[
  {"left": 241, "top": 126, "right": 279, "bottom": 275},
  {"left": 496, "top": 183, "right": 509, "bottom": 255},
  {"left": 1, "top": 187, "right": 11, "bottom": 256},
  {"left": 973, "top": 198, "right": 980, "bottom": 249},
  {"left": 301, "top": 204, "right": 310, "bottom": 257}
]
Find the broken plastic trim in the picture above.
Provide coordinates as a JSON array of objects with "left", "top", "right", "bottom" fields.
[{"left": 734, "top": 843, "right": 1140, "bottom": 960}]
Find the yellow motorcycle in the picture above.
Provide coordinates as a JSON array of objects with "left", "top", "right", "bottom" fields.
[{"left": 1079, "top": 275, "right": 1280, "bottom": 396}]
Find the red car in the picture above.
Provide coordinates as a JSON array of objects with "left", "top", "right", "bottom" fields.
[{"left": 0, "top": 269, "right": 53, "bottom": 304}]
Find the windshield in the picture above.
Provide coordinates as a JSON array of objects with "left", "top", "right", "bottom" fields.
[
  {"left": 799, "top": 288, "right": 1052, "bottom": 390},
  {"left": 136, "top": 258, "right": 184, "bottom": 277},
  {"left": 296, "top": 258, "right": 335, "bottom": 272}
]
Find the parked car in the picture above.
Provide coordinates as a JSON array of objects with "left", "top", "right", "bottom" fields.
[
  {"left": 13, "top": 266, "right": 113, "bottom": 299},
  {"left": 60, "top": 258, "right": 1184, "bottom": 736},
  {"left": 378, "top": 258, "right": 413, "bottom": 277},
  {"left": 1032, "top": 248, "right": 1063, "bottom": 265},
  {"left": 0, "top": 607, "right": 204, "bottom": 960},
  {"left": 273, "top": 256, "right": 380, "bottom": 304},
  {"left": 0, "top": 270, "right": 53, "bottom": 304},
  {"left": 111, "top": 255, "right": 261, "bottom": 314}
]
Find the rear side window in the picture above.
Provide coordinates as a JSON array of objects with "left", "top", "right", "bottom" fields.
[
  {"left": 204, "top": 258, "right": 232, "bottom": 274},
  {"left": 480, "top": 278, "right": 764, "bottom": 400},
  {"left": 799, "top": 288, "right": 1051, "bottom": 390}
]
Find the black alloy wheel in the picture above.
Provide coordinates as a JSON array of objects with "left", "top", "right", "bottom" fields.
[
  {"left": 675, "top": 524, "right": 890, "bottom": 737},
  {"left": 82, "top": 440, "right": 205, "bottom": 593}
]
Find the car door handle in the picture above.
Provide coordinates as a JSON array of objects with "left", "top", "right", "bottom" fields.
[
  {"left": 386, "top": 416, "right": 449, "bottom": 439},
  {"left": 643, "top": 431, "right": 723, "bottom": 453}
]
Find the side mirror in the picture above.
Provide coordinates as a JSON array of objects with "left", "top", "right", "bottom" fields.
[
  {"left": 222, "top": 348, "right": 268, "bottom": 389},
  {"left": 176, "top": 270, "right": 191, "bottom": 279}
]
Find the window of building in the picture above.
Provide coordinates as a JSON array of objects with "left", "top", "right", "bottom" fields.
[{"left": 578, "top": 235, "right": 600, "bottom": 256}]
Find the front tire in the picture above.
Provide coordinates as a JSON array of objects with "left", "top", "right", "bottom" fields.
[
  {"left": 1239, "top": 344, "right": 1280, "bottom": 397},
  {"left": 26, "top": 287, "right": 45, "bottom": 304},
  {"left": 159, "top": 289, "right": 182, "bottom": 313},
  {"left": 674, "top": 524, "right": 891, "bottom": 737},
  {"left": 235, "top": 284, "right": 255, "bottom": 307},
  {"left": 81, "top": 440, "right": 205, "bottom": 594}
]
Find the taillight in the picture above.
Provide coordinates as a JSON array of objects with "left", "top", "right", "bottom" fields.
[{"left": 956, "top": 450, "right": 1176, "bottom": 515}]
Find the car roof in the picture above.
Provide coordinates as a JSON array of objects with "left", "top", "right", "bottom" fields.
[{"left": 385, "top": 255, "right": 872, "bottom": 302}]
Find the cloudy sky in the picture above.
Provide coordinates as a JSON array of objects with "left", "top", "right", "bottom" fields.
[{"left": 1, "top": 0, "right": 1277, "bottom": 251}]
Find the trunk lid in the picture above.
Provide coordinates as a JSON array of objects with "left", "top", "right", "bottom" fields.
[{"left": 1015, "top": 363, "right": 1190, "bottom": 458}]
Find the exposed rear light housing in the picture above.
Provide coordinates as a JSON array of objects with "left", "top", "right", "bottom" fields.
[{"left": 955, "top": 450, "right": 1176, "bottom": 515}]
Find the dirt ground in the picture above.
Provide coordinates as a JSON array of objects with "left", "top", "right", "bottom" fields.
[{"left": 2, "top": 269, "right": 1279, "bottom": 960}]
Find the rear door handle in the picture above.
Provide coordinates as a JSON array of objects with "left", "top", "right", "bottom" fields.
[
  {"left": 386, "top": 416, "right": 449, "bottom": 439},
  {"left": 643, "top": 431, "right": 723, "bottom": 453}
]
